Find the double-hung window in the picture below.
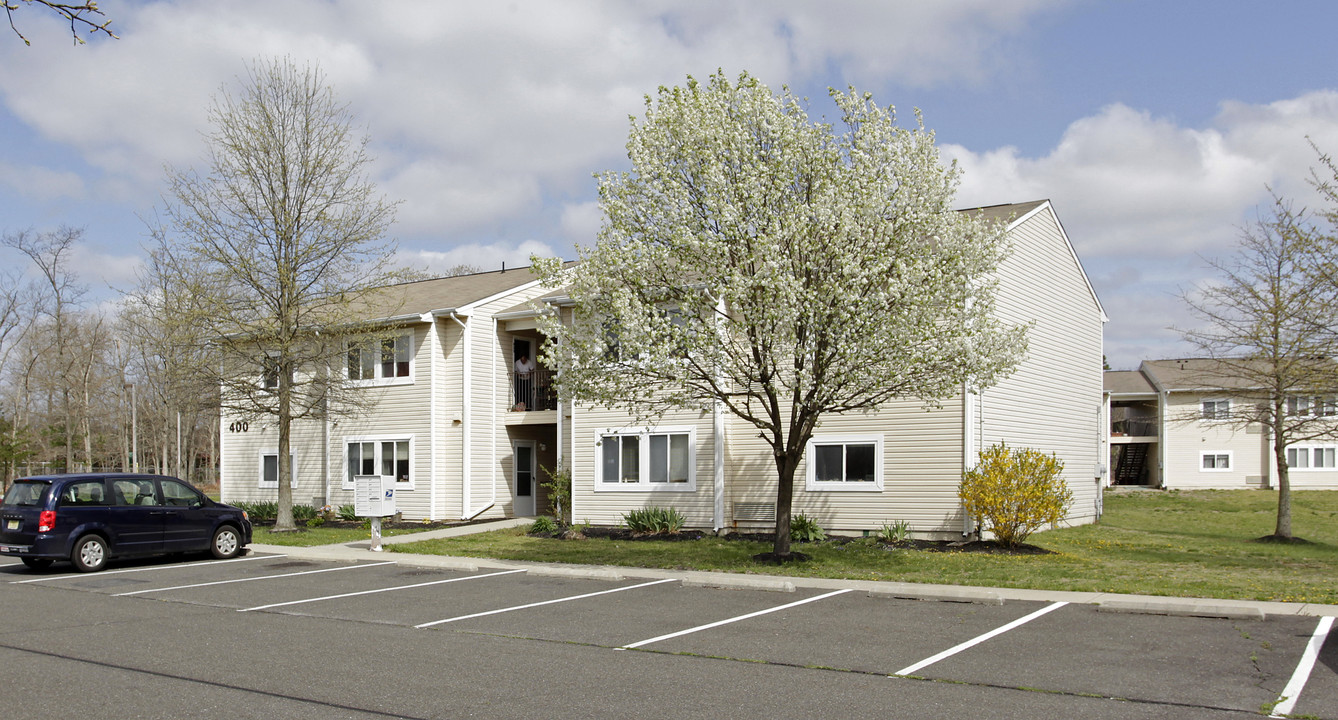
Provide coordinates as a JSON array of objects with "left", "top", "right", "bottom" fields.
[
  {"left": 1200, "top": 451, "right": 1232, "bottom": 471},
  {"left": 259, "top": 451, "right": 297, "bottom": 488},
  {"left": 1287, "top": 445, "right": 1338, "bottom": 470},
  {"left": 347, "top": 333, "right": 412, "bottom": 384},
  {"left": 596, "top": 427, "right": 694, "bottom": 491},
  {"left": 1201, "top": 399, "right": 1230, "bottom": 420},
  {"left": 806, "top": 434, "right": 884, "bottom": 491},
  {"left": 345, "top": 437, "right": 412, "bottom": 487}
]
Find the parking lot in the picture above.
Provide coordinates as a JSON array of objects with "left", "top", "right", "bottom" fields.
[{"left": 0, "top": 552, "right": 1333, "bottom": 719}]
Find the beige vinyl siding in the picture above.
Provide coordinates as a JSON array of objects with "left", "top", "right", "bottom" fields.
[
  {"left": 726, "top": 398, "right": 967, "bottom": 536},
  {"left": 977, "top": 207, "right": 1104, "bottom": 526},
  {"left": 569, "top": 405, "right": 716, "bottom": 527},
  {"left": 331, "top": 324, "right": 434, "bottom": 518},
  {"left": 218, "top": 413, "right": 325, "bottom": 506},
  {"left": 1162, "top": 393, "right": 1268, "bottom": 488},
  {"left": 436, "top": 317, "right": 466, "bottom": 519}
]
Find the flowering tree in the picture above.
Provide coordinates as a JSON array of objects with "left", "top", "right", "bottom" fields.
[{"left": 535, "top": 71, "right": 1027, "bottom": 559}]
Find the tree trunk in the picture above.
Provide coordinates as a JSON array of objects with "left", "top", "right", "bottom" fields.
[
  {"left": 274, "top": 360, "right": 296, "bottom": 532},
  {"left": 1274, "top": 443, "right": 1292, "bottom": 538},
  {"left": 771, "top": 451, "right": 801, "bottom": 557}
]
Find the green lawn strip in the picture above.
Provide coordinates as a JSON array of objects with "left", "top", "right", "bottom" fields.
[
  {"left": 252, "top": 524, "right": 438, "bottom": 547},
  {"left": 389, "top": 490, "right": 1338, "bottom": 604}
]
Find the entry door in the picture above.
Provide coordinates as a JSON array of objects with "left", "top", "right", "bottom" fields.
[{"left": 513, "top": 441, "right": 536, "bottom": 516}]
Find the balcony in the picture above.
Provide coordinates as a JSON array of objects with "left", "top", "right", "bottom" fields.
[
  {"left": 1111, "top": 418, "right": 1157, "bottom": 438},
  {"left": 508, "top": 368, "right": 557, "bottom": 413}
]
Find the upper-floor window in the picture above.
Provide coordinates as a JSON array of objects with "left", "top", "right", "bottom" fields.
[
  {"left": 1201, "top": 399, "right": 1231, "bottom": 420},
  {"left": 347, "top": 333, "right": 412, "bottom": 384},
  {"left": 1287, "top": 395, "right": 1337, "bottom": 417}
]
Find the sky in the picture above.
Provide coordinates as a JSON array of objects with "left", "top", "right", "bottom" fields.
[{"left": 3, "top": 0, "right": 1338, "bottom": 370}]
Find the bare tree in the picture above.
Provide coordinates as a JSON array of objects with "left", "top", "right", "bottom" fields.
[
  {"left": 4, "top": 0, "right": 116, "bottom": 45},
  {"left": 153, "top": 57, "right": 402, "bottom": 531},
  {"left": 1180, "top": 195, "right": 1338, "bottom": 540}
]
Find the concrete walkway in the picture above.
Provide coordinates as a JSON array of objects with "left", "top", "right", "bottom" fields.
[{"left": 250, "top": 518, "right": 1338, "bottom": 621}]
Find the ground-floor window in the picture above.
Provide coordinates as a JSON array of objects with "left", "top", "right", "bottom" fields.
[
  {"left": 259, "top": 451, "right": 297, "bottom": 488},
  {"left": 1287, "top": 445, "right": 1337, "bottom": 470},
  {"left": 596, "top": 427, "right": 695, "bottom": 491},
  {"left": 1199, "top": 451, "right": 1232, "bottom": 471},
  {"left": 345, "top": 436, "right": 412, "bottom": 487},
  {"left": 805, "top": 434, "right": 884, "bottom": 491}
]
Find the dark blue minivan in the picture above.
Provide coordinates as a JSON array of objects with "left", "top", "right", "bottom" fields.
[{"left": 0, "top": 473, "right": 252, "bottom": 572}]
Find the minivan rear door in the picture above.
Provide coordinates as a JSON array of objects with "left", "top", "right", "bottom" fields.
[{"left": 0, "top": 480, "right": 51, "bottom": 551}]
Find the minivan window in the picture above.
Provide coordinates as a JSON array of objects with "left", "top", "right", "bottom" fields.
[
  {"left": 2, "top": 481, "right": 48, "bottom": 507},
  {"left": 57, "top": 480, "right": 109, "bottom": 507}
]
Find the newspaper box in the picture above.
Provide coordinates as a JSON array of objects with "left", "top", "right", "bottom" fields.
[{"left": 354, "top": 474, "right": 396, "bottom": 517}]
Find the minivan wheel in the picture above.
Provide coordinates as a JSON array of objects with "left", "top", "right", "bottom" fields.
[
  {"left": 20, "top": 557, "right": 52, "bottom": 570},
  {"left": 211, "top": 525, "right": 241, "bottom": 559},
  {"left": 71, "top": 535, "right": 108, "bottom": 572}
]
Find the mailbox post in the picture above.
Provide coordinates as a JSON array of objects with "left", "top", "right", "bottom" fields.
[{"left": 354, "top": 474, "right": 397, "bottom": 551}]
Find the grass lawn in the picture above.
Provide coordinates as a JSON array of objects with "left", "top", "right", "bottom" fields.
[
  {"left": 391, "top": 489, "right": 1338, "bottom": 604},
  {"left": 252, "top": 524, "right": 439, "bottom": 547}
]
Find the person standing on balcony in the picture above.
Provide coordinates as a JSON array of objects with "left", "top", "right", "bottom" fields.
[{"left": 514, "top": 352, "right": 536, "bottom": 410}]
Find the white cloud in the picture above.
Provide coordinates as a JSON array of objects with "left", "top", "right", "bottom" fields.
[
  {"left": 0, "top": 161, "right": 85, "bottom": 202},
  {"left": 397, "top": 239, "right": 559, "bottom": 277},
  {"left": 945, "top": 91, "right": 1338, "bottom": 368}
]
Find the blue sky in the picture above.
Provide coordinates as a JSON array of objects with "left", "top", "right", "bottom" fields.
[{"left": 3, "top": 0, "right": 1337, "bottom": 369}]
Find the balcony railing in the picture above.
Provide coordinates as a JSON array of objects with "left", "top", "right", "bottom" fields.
[
  {"left": 509, "top": 368, "right": 557, "bottom": 412},
  {"left": 1111, "top": 419, "right": 1157, "bottom": 437}
]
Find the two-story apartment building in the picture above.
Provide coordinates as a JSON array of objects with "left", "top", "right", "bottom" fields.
[
  {"left": 221, "top": 199, "right": 1108, "bottom": 537},
  {"left": 1105, "top": 358, "right": 1338, "bottom": 489}
]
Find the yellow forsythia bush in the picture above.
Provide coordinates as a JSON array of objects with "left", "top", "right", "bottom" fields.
[{"left": 959, "top": 443, "right": 1072, "bottom": 547}]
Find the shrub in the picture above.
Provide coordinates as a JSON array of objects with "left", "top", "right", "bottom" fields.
[
  {"left": 960, "top": 442, "right": 1072, "bottom": 547},
  {"left": 529, "top": 516, "right": 559, "bottom": 535},
  {"left": 539, "top": 462, "right": 572, "bottom": 524},
  {"left": 877, "top": 519, "right": 911, "bottom": 544},
  {"left": 290, "top": 504, "right": 317, "bottom": 524},
  {"left": 235, "top": 500, "right": 278, "bottom": 521},
  {"left": 789, "top": 513, "right": 826, "bottom": 543},
  {"left": 337, "top": 504, "right": 359, "bottom": 521},
  {"left": 623, "top": 506, "right": 686, "bottom": 535}
]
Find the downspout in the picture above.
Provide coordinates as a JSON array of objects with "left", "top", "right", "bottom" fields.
[
  {"left": 962, "top": 383, "right": 976, "bottom": 536},
  {"left": 428, "top": 319, "right": 438, "bottom": 520},
  {"left": 713, "top": 398, "right": 725, "bottom": 532},
  {"left": 448, "top": 312, "right": 473, "bottom": 518}
]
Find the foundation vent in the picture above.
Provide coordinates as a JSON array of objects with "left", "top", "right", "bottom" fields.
[{"left": 732, "top": 502, "right": 776, "bottom": 523}]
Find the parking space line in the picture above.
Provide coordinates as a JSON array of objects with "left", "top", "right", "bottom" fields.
[
  {"left": 619, "top": 588, "right": 854, "bottom": 650},
  {"left": 1269, "top": 615, "right": 1335, "bottom": 718},
  {"left": 893, "top": 601, "right": 1068, "bottom": 676},
  {"left": 10, "top": 553, "right": 288, "bottom": 584},
  {"left": 111, "top": 561, "right": 396, "bottom": 596},
  {"left": 416, "top": 578, "right": 678, "bottom": 629},
  {"left": 240, "top": 569, "right": 527, "bottom": 612}
]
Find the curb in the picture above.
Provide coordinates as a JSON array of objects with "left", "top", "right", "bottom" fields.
[
  {"left": 682, "top": 573, "right": 795, "bottom": 593},
  {"left": 867, "top": 586, "right": 1005, "bottom": 605},
  {"left": 1096, "top": 598, "right": 1266, "bottom": 620}
]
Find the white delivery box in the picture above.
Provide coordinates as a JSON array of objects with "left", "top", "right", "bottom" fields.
[{"left": 354, "top": 474, "right": 396, "bottom": 517}]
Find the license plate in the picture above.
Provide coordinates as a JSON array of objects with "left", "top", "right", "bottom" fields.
[{"left": 4, "top": 519, "right": 16, "bottom": 530}]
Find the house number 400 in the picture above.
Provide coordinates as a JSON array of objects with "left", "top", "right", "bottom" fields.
[{"left": 227, "top": 421, "right": 250, "bottom": 433}]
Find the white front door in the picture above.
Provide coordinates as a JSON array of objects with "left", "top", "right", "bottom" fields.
[{"left": 513, "top": 441, "right": 536, "bottom": 516}]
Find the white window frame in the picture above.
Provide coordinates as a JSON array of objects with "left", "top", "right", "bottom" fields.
[
  {"left": 343, "top": 435, "right": 414, "bottom": 489},
  {"left": 1199, "top": 451, "right": 1233, "bottom": 472},
  {"left": 346, "top": 332, "right": 414, "bottom": 387},
  {"left": 805, "top": 434, "right": 885, "bottom": 491},
  {"left": 594, "top": 426, "right": 696, "bottom": 492},
  {"left": 258, "top": 450, "right": 297, "bottom": 488},
  {"left": 1286, "top": 444, "right": 1338, "bottom": 471},
  {"left": 1201, "top": 399, "right": 1231, "bottom": 421}
]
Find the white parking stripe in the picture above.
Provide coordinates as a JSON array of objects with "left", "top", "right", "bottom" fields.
[
  {"left": 10, "top": 553, "right": 287, "bottom": 583},
  {"left": 619, "top": 588, "right": 853, "bottom": 650},
  {"left": 894, "top": 601, "right": 1069, "bottom": 676},
  {"left": 416, "top": 578, "right": 678, "bottom": 629},
  {"left": 1270, "top": 615, "right": 1335, "bottom": 718},
  {"left": 240, "top": 569, "right": 527, "bottom": 612},
  {"left": 111, "top": 560, "right": 396, "bottom": 596}
]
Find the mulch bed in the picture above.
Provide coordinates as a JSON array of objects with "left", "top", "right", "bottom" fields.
[{"left": 537, "top": 525, "right": 1053, "bottom": 556}]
